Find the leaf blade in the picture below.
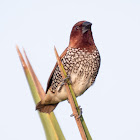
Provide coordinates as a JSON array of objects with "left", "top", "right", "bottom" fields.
[{"left": 16, "top": 46, "right": 65, "bottom": 140}]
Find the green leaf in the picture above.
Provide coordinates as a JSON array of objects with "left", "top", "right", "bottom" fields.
[{"left": 16, "top": 46, "right": 65, "bottom": 140}]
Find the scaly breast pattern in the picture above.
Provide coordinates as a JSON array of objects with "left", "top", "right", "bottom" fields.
[{"left": 50, "top": 48, "right": 100, "bottom": 98}]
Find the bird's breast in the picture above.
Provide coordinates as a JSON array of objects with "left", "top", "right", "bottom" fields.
[{"left": 49, "top": 48, "right": 100, "bottom": 102}]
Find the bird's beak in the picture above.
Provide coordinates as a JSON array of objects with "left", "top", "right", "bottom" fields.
[{"left": 82, "top": 21, "right": 92, "bottom": 34}]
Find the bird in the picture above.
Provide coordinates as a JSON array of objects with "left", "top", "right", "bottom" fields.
[{"left": 36, "top": 21, "right": 101, "bottom": 113}]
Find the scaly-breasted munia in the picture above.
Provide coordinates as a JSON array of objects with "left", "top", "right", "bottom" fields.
[{"left": 36, "top": 21, "right": 101, "bottom": 113}]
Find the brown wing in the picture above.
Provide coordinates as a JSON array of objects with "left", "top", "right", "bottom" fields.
[{"left": 46, "top": 47, "right": 68, "bottom": 93}]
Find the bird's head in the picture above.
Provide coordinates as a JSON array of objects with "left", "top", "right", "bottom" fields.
[{"left": 69, "top": 21, "right": 95, "bottom": 50}]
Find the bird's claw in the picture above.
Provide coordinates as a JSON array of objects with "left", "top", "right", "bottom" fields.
[
  {"left": 70, "top": 113, "right": 75, "bottom": 117},
  {"left": 58, "top": 75, "right": 72, "bottom": 92},
  {"left": 63, "top": 75, "right": 72, "bottom": 85},
  {"left": 77, "top": 106, "right": 83, "bottom": 118},
  {"left": 70, "top": 106, "right": 83, "bottom": 119}
]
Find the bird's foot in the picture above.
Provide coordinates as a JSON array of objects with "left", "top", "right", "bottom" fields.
[
  {"left": 77, "top": 106, "right": 83, "bottom": 118},
  {"left": 70, "top": 106, "right": 83, "bottom": 119},
  {"left": 58, "top": 75, "right": 72, "bottom": 92},
  {"left": 70, "top": 113, "right": 76, "bottom": 117},
  {"left": 63, "top": 75, "right": 72, "bottom": 85}
]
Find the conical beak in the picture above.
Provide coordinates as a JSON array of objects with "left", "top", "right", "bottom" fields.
[{"left": 82, "top": 21, "right": 92, "bottom": 34}]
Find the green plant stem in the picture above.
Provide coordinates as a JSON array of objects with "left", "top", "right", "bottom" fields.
[
  {"left": 55, "top": 48, "right": 92, "bottom": 140},
  {"left": 61, "top": 64, "right": 92, "bottom": 140}
]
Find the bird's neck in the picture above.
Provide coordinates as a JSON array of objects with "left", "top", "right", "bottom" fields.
[{"left": 69, "top": 31, "right": 96, "bottom": 52}]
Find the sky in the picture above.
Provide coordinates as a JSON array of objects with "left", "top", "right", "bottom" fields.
[{"left": 0, "top": 0, "right": 140, "bottom": 140}]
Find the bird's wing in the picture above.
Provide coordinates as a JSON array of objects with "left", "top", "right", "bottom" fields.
[{"left": 46, "top": 47, "right": 68, "bottom": 93}]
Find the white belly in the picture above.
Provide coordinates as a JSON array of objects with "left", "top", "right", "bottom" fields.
[{"left": 51, "top": 72, "right": 91, "bottom": 103}]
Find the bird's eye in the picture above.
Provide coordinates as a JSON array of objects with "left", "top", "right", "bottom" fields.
[{"left": 75, "top": 26, "right": 79, "bottom": 30}]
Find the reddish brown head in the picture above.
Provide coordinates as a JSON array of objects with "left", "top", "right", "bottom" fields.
[{"left": 69, "top": 21, "right": 95, "bottom": 51}]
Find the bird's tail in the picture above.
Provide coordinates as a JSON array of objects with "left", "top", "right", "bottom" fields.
[{"left": 36, "top": 101, "right": 58, "bottom": 114}]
